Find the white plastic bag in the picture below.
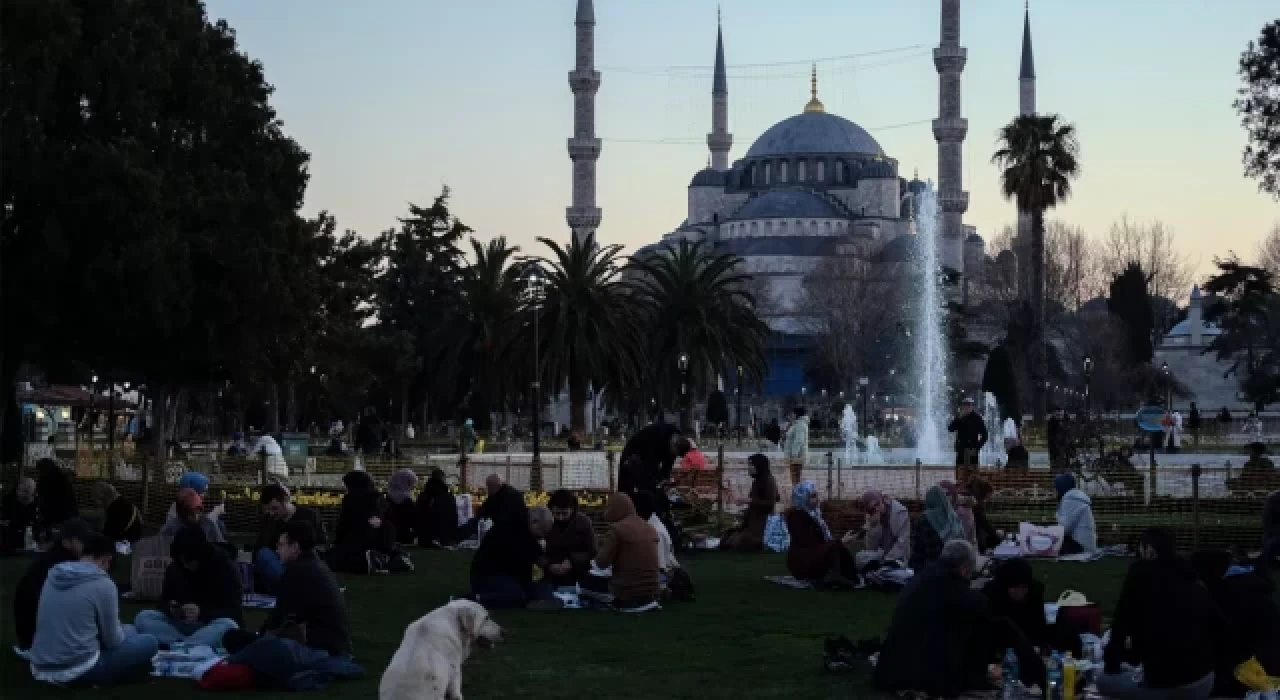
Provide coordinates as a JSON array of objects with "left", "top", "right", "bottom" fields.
[{"left": 763, "top": 513, "right": 790, "bottom": 552}]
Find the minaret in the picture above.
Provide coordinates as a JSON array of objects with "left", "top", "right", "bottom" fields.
[
  {"left": 567, "top": 0, "right": 602, "bottom": 243},
  {"left": 706, "top": 9, "right": 732, "bottom": 171},
  {"left": 933, "top": 0, "right": 968, "bottom": 273},
  {"left": 1015, "top": 1, "right": 1036, "bottom": 297}
]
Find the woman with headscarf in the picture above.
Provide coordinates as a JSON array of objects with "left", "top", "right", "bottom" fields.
[
  {"left": 134, "top": 524, "right": 243, "bottom": 647},
  {"left": 1054, "top": 473, "right": 1097, "bottom": 555},
  {"left": 165, "top": 471, "right": 227, "bottom": 540},
  {"left": 415, "top": 469, "right": 460, "bottom": 548},
  {"left": 910, "top": 485, "right": 967, "bottom": 572},
  {"left": 35, "top": 459, "right": 78, "bottom": 535},
  {"left": 1, "top": 477, "right": 38, "bottom": 554},
  {"left": 329, "top": 470, "right": 407, "bottom": 574},
  {"left": 385, "top": 469, "right": 418, "bottom": 545},
  {"left": 783, "top": 481, "right": 857, "bottom": 583},
  {"left": 859, "top": 489, "right": 911, "bottom": 565},
  {"left": 981, "top": 558, "right": 1050, "bottom": 652},
  {"left": 91, "top": 482, "right": 142, "bottom": 544},
  {"left": 161, "top": 488, "right": 227, "bottom": 544},
  {"left": 939, "top": 480, "right": 977, "bottom": 547},
  {"left": 723, "top": 454, "right": 780, "bottom": 552}
]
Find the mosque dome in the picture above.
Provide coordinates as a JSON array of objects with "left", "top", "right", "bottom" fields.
[
  {"left": 689, "top": 168, "right": 727, "bottom": 187},
  {"left": 729, "top": 189, "right": 846, "bottom": 221},
  {"left": 745, "top": 111, "right": 884, "bottom": 159}
]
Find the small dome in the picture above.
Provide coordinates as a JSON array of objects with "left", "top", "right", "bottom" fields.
[
  {"left": 1166, "top": 319, "right": 1222, "bottom": 337},
  {"left": 907, "top": 176, "right": 928, "bottom": 194},
  {"left": 860, "top": 159, "right": 896, "bottom": 179},
  {"left": 745, "top": 111, "right": 884, "bottom": 158},
  {"left": 689, "top": 168, "right": 726, "bottom": 187},
  {"left": 729, "top": 189, "right": 847, "bottom": 221},
  {"left": 872, "top": 234, "right": 922, "bottom": 264},
  {"left": 966, "top": 233, "right": 984, "bottom": 244}
]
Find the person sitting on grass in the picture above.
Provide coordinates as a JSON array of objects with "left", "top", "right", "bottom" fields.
[
  {"left": 1231, "top": 443, "right": 1278, "bottom": 492},
  {"left": 255, "top": 483, "right": 328, "bottom": 592},
  {"left": 134, "top": 525, "right": 242, "bottom": 648},
  {"left": 415, "top": 469, "right": 460, "bottom": 548},
  {"left": 225, "top": 520, "right": 352, "bottom": 660},
  {"left": 874, "top": 540, "right": 1045, "bottom": 698},
  {"left": 544, "top": 489, "right": 597, "bottom": 588},
  {"left": 1053, "top": 473, "right": 1097, "bottom": 555},
  {"left": 784, "top": 481, "right": 857, "bottom": 585},
  {"left": 35, "top": 459, "right": 79, "bottom": 537},
  {"left": 1098, "top": 527, "right": 1224, "bottom": 700},
  {"left": 981, "top": 558, "right": 1050, "bottom": 653},
  {"left": 1189, "top": 548, "right": 1280, "bottom": 699},
  {"left": 594, "top": 493, "right": 662, "bottom": 611},
  {"left": 966, "top": 478, "right": 1002, "bottom": 552},
  {"left": 28, "top": 532, "right": 160, "bottom": 686},
  {"left": 722, "top": 453, "right": 780, "bottom": 552},
  {"left": 909, "top": 485, "right": 967, "bottom": 572},
  {"left": 468, "top": 504, "right": 556, "bottom": 609},
  {"left": 632, "top": 491, "right": 679, "bottom": 577},
  {"left": 164, "top": 472, "right": 228, "bottom": 539},
  {"left": 161, "top": 487, "right": 226, "bottom": 544},
  {"left": 0, "top": 477, "right": 38, "bottom": 554},
  {"left": 13, "top": 519, "right": 93, "bottom": 655},
  {"left": 858, "top": 489, "right": 911, "bottom": 567},
  {"left": 328, "top": 470, "right": 409, "bottom": 575},
  {"left": 384, "top": 468, "right": 419, "bottom": 546},
  {"left": 90, "top": 482, "right": 142, "bottom": 545}
]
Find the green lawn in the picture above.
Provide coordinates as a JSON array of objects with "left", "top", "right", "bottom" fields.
[{"left": 0, "top": 551, "right": 1132, "bottom": 699}]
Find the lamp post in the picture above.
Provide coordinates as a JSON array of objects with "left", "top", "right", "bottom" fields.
[
  {"left": 736, "top": 365, "right": 744, "bottom": 441},
  {"left": 525, "top": 267, "right": 546, "bottom": 462},
  {"left": 88, "top": 374, "right": 98, "bottom": 453},
  {"left": 678, "top": 353, "right": 690, "bottom": 431},
  {"left": 1083, "top": 355, "right": 1094, "bottom": 413},
  {"left": 1161, "top": 361, "right": 1171, "bottom": 411}
]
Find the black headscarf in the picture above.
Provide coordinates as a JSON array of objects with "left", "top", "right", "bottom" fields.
[
  {"left": 35, "top": 458, "right": 78, "bottom": 527},
  {"left": 993, "top": 557, "right": 1034, "bottom": 590},
  {"left": 747, "top": 453, "right": 770, "bottom": 480},
  {"left": 424, "top": 469, "right": 450, "bottom": 498},
  {"left": 341, "top": 470, "right": 380, "bottom": 520}
]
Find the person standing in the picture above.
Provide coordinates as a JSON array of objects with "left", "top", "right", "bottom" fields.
[
  {"left": 1188, "top": 402, "right": 1202, "bottom": 447},
  {"left": 782, "top": 407, "right": 810, "bottom": 487},
  {"left": 946, "top": 398, "right": 988, "bottom": 473}
]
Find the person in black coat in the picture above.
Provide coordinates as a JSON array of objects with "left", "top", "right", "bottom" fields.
[
  {"left": 619, "top": 422, "right": 690, "bottom": 485},
  {"left": 328, "top": 471, "right": 404, "bottom": 574},
  {"left": 0, "top": 477, "right": 37, "bottom": 554},
  {"left": 415, "top": 469, "right": 460, "bottom": 547},
  {"left": 134, "top": 525, "right": 243, "bottom": 646},
  {"left": 385, "top": 469, "right": 418, "bottom": 546},
  {"left": 34, "top": 458, "right": 78, "bottom": 536},
  {"left": 1098, "top": 528, "right": 1225, "bottom": 699},
  {"left": 11, "top": 519, "right": 93, "bottom": 651},
  {"left": 91, "top": 482, "right": 142, "bottom": 544},
  {"left": 875, "top": 540, "right": 1044, "bottom": 698},
  {"left": 946, "top": 399, "right": 988, "bottom": 468},
  {"left": 981, "top": 558, "right": 1049, "bottom": 652},
  {"left": 1191, "top": 549, "right": 1280, "bottom": 698}
]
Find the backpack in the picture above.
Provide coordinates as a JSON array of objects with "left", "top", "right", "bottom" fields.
[{"left": 130, "top": 534, "right": 173, "bottom": 601}]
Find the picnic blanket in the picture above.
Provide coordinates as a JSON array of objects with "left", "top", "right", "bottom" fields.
[
  {"left": 151, "top": 644, "right": 224, "bottom": 679},
  {"left": 764, "top": 575, "right": 813, "bottom": 590}
]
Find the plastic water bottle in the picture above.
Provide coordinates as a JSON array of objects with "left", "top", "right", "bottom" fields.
[
  {"left": 1046, "top": 651, "right": 1064, "bottom": 700},
  {"left": 1002, "top": 648, "right": 1021, "bottom": 699}
]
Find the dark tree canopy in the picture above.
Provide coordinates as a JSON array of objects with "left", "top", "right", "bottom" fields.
[
  {"left": 1203, "top": 257, "right": 1280, "bottom": 408},
  {"left": 1236, "top": 19, "right": 1280, "bottom": 198},
  {"left": 1107, "top": 263, "right": 1156, "bottom": 365},
  {"left": 981, "top": 345, "right": 1021, "bottom": 422}
]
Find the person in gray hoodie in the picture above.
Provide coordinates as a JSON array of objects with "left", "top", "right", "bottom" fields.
[
  {"left": 29, "top": 532, "right": 159, "bottom": 686},
  {"left": 1054, "top": 473, "right": 1098, "bottom": 555}
]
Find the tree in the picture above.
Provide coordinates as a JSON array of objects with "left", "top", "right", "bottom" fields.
[
  {"left": 534, "top": 234, "right": 639, "bottom": 432},
  {"left": 1236, "top": 19, "right": 1280, "bottom": 198},
  {"left": 631, "top": 239, "right": 770, "bottom": 431},
  {"left": 1096, "top": 216, "right": 1195, "bottom": 330},
  {"left": 981, "top": 345, "right": 1020, "bottom": 421},
  {"left": 800, "top": 255, "right": 901, "bottom": 394},
  {"left": 1203, "top": 256, "right": 1280, "bottom": 408},
  {"left": 1257, "top": 221, "right": 1280, "bottom": 277},
  {"left": 1106, "top": 263, "right": 1156, "bottom": 365},
  {"left": 992, "top": 114, "right": 1082, "bottom": 420}
]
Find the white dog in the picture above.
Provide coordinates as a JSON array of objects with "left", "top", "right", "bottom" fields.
[{"left": 379, "top": 600, "right": 503, "bottom": 700}]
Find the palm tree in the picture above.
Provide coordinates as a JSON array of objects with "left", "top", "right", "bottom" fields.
[
  {"left": 435, "top": 237, "right": 523, "bottom": 429},
  {"left": 992, "top": 114, "right": 1080, "bottom": 420},
  {"left": 534, "top": 234, "right": 641, "bottom": 433},
  {"left": 631, "top": 239, "right": 770, "bottom": 431}
]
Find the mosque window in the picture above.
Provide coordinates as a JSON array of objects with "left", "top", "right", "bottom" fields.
[
  {"left": 749, "top": 165, "right": 757, "bottom": 186},
  {"left": 835, "top": 160, "right": 846, "bottom": 184},
  {"left": 779, "top": 161, "right": 788, "bottom": 183},
  {"left": 764, "top": 162, "right": 771, "bottom": 185},
  {"left": 797, "top": 160, "right": 807, "bottom": 181},
  {"left": 824, "top": 221, "right": 832, "bottom": 234},
  {"left": 778, "top": 220, "right": 788, "bottom": 234},
  {"left": 816, "top": 160, "right": 825, "bottom": 182}
]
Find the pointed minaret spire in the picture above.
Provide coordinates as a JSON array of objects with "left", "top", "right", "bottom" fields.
[
  {"left": 567, "top": 0, "right": 602, "bottom": 243},
  {"left": 1019, "top": 1, "right": 1036, "bottom": 115},
  {"left": 706, "top": 8, "right": 732, "bottom": 171},
  {"left": 804, "top": 63, "right": 825, "bottom": 113}
]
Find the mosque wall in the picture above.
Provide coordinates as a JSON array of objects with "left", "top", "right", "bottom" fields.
[
  {"left": 721, "top": 218, "right": 850, "bottom": 238},
  {"left": 687, "top": 187, "right": 734, "bottom": 225}
]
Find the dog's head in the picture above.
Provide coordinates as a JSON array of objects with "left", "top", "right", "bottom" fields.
[{"left": 451, "top": 599, "right": 503, "bottom": 650}]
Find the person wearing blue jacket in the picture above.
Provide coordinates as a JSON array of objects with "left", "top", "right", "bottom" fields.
[{"left": 28, "top": 532, "right": 159, "bottom": 686}]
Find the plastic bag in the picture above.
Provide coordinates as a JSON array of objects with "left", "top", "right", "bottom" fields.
[{"left": 764, "top": 513, "right": 790, "bottom": 552}]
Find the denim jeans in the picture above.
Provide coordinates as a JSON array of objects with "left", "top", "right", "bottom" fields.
[
  {"left": 472, "top": 576, "right": 553, "bottom": 608},
  {"left": 76, "top": 632, "right": 159, "bottom": 686},
  {"left": 134, "top": 609, "right": 239, "bottom": 647},
  {"left": 1096, "top": 671, "right": 1214, "bottom": 700},
  {"left": 255, "top": 547, "right": 285, "bottom": 591}
]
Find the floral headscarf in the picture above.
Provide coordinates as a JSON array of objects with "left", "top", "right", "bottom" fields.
[{"left": 791, "top": 481, "right": 831, "bottom": 541}]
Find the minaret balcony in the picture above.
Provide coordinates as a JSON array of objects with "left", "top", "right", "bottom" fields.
[
  {"left": 932, "top": 46, "right": 968, "bottom": 73},
  {"left": 566, "top": 206, "right": 603, "bottom": 229},
  {"left": 931, "top": 117, "right": 968, "bottom": 142},
  {"left": 706, "top": 133, "right": 733, "bottom": 151},
  {"left": 937, "top": 191, "right": 970, "bottom": 214},
  {"left": 567, "top": 137, "right": 602, "bottom": 160},
  {"left": 568, "top": 70, "right": 601, "bottom": 93}
]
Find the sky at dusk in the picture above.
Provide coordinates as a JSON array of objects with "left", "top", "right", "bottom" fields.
[{"left": 206, "top": 0, "right": 1279, "bottom": 280}]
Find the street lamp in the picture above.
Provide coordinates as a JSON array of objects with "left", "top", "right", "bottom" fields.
[
  {"left": 735, "top": 365, "right": 744, "bottom": 441},
  {"left": 1083, "top": 355, "right": 1093, "bottom": 413},
  {"left": 525, "top": 267, "right": 547, "bottom": 462},
  {"left": 678, "top": 353, "right": 690, "bottom": 431},
  {"left": 1161, "top": 361, "right": 1171, "bottom": 410}
]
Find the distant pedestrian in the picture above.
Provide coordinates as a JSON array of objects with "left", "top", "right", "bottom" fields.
[
  {"left": 947, "top": 398, "right": 987, "bottom": 471},
  {"left": 1219, "top": 406, "right": 1233, "bottom": 436},
  {"left": 1188, "top": 402, "right": 1201, "bottom": 447}
]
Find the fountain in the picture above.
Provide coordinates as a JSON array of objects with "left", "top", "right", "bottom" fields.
[
  {"left": 978, "top": 391, "right": 1006, "bottom": 466},
  {"left": 912, "top": 184, "right": 950, "bottom": 462},
  {"left": 863, "top": 435, "right": 885, "bottom": 465},
  {"left": 840, "top": 404, "right": 860, "bottom": 465}
]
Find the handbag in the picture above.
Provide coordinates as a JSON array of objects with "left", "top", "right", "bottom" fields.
[
  {"left": 1018, "top": 522, "right": 1065, "bottom": 557},
  {"left": 130, "top": 534, "right": 174, "bottom": 601}
]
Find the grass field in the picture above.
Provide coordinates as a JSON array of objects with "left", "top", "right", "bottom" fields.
[{"left": 0, "top": 551, "right": 1132, "bottom": 699}]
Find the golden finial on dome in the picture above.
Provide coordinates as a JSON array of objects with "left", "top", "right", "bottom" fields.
[{"left": 804, "top": 62, "right": 824, "bottom": 113}]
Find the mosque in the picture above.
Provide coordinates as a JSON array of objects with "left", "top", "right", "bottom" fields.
[{"left": 563, "top": 0, "right": 1038, "bottom": 399}]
